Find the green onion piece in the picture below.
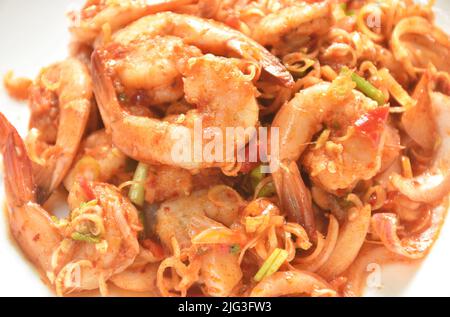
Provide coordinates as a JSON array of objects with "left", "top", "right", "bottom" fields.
[
  {"left": 230, "top": 244, "right": 241, "bottom": 255},
  {"left": 349, "top": 71, "right": 387, "bottom": 106},
  {"left": 71, "top": 232, "right": 101, "bottom": 244},
  {"left": 257, "top": 182, "right": 276, "bottom": 198},
  {"left": 250, "top": 165, "right": 265, "bottom": 190},
  {"left": 254, "top": 248, "right": 288, "bottom": 282},
  {"left": 138, "top": 210, "right": 146, "bottom": 240},
  {"left": 263, "top": 249, "right": 288, "bottom": 278},
  {"left": 286, "top": 59, "right": 315, "bottom": 79},
  {"left": 254, "top": 249, "right": 280, "bottom": 282},
  {"left": 129, "top": 162, "right": 149, "bottom": 207}
]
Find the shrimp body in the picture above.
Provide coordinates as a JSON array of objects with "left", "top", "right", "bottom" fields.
[
  {"left": 273, "top": 81, "right": 385, "bottom": 192},
  {"left": 192, "top": 0, "right": 332, "bottom": 53},
  {"left": 92, "top": 12, "right": 292, "bottom": 170},
  {"left": 271, "top": 81, "right": 386, "bottom": 236},
  {"left": 2, "top": 123, "right": 140, "bottom": 296},
  {"left": 26, "top": 58, "right": 93, "bottom": 200},
  {"left": 69, "top": 0, "right": 197, "bottom": 45}
]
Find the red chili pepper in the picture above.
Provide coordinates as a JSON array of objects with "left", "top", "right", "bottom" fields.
[
  {"left": 79, "top": 178, "right": 96, "bottom": 201},
  {"left": 354, "top": 107, "right": 389, "bottom": 145}
]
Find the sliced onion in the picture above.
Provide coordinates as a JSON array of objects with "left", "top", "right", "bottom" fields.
[
  {"left": 401, "top": 68, "right": 437, "bottom": 150},
  {"left": 317, "top": 204, "right": 372, "bottom": 280},
  {"left": 393, "top": 91, "right": 450, "bottom": 203},
  {"left": 250, "top": 270, "right": 336, "bottom": 297},
  {"left": 343, "top": 244, "right": 402, "bottom": 297},
  {"left": 371, "top": 199, "right": 448, "bottom": 259},
  {"left": 391, "top": 17, "right": 450, "bottom": 78},
  {"left": 295, "top": 215, "right": 339, "bottom": 272}
]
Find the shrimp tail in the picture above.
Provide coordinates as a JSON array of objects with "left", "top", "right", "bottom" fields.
[
  {"left": 1, "top": 114, "right": 36, "bottom": 206},
  {"left": 0, "top": 112, "right": 15, "bottom": 150},
  {"left": 226, "top": 38, "right": 294, "bottom": 87},
  {"left": 1, "top": 113, "right": 53, "bottom": 204},
  {"left": 91, "top": 49, "right": 122, "bottom": 131},
  {"left": 273, "top": 161, "right": 316, "bottom": 240}
]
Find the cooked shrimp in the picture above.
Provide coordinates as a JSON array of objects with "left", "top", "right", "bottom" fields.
[
  {"left": 1, "top": 125, "right": 140, "bottom": 296},
  {"left": 92, "top": 12, "right": 292, "bottom": 170},
  {"left": 192, "top": 0, "right": 332, "bottom": 54},
  {"left": 69, "top": 0, "right": 197, "bottom": 45},
  {"left": 25, "top": 58, "right": 93, "bottom": 200},
  {"left": 63, "top": 129, "right": 128, "bottom": 191},
  {"left": 95, "top": 11, "right": 293, "bottom": 86},
  {"left": 93, "top": 54, "right": 258, "bottom": 170},
  {"left": 271, "top": 79, "right": 387, "bottom": 236}
]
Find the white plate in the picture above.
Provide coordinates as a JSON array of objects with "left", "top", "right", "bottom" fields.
[{"left": 0, "top": 0, "right": 449, "bottom": 297}]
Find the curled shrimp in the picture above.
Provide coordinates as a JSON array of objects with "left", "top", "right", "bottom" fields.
[
  {"left": 24, "top": 58, "right": 94, "bottom": 200},
  {"left": 69, "top": 0, "right": 197, "bottom": 45},
  {"left": 91, "top": 12, "right": 292, "bottom": 171},
  {"left": 271, "top": 79, "right": 387, "bottom": 236},
  {"left": 192, "top": 0, "right": 332, "bottom": 54},
  {"left": 1, "top": 123, "right": 140, "bottom": 296}
]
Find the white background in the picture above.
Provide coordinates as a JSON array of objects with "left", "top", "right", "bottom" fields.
[{"left": 0, "top": 0, "right": 449, "bottom": 296}]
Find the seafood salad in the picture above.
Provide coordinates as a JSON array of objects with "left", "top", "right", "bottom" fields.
[{"left": 1, "top": 0, "right": 450, "bottom": 297}]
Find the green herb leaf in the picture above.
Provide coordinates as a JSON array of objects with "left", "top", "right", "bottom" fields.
[{"left": 129, "top": 162, "right": 149, "bottom": 207}]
